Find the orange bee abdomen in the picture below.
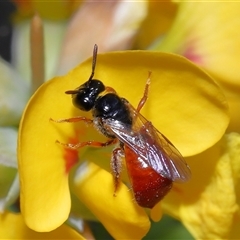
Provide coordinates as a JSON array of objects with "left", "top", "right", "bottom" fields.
[{"left": 124, "top": 145, "right": 172, "bottom": 208}]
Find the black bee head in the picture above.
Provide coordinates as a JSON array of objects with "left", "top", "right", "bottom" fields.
[
  {"left": 65, "top": 79, "right": 105, "bottom": 111},
  {"left": 65, "top": 44, "right": 106, "bottom": 111}
]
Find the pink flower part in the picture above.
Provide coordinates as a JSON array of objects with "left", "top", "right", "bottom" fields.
[{"left": 181, "top": 39, "right": 203, "bottom": 65}]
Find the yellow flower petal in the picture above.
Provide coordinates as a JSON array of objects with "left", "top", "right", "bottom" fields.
[
  {"left": 156, "top": 2, "right": 240, "bottom": 93},
  {"left": 13, "top": 1, "right": 81, "bottom": 21},
  {"left": 153, "top": 2, "right": 240, "bottom": 134},
  {"left": 18, "top": 82, "right": 76, "bottom": 231},
  {"left": 227, "top": 99, "right": 240, "bottom": 133},
  {"left": 70, "top": 51, "right": 228, "bottom": 156},
  {"left": 162, "top": 133, "right": 240, "bottom": 239},
  {"left": 72, "top": 161, "right": 150, "bottom": 239},
  {"left": 0, "top": 212, "right": 84, "bottom": 239},
  {"left": 32, "top": 1, "right": 81, "bottom": 20},
  {"left": 134, "top": 1, "right": 178, "bottom": 49},
  {"left": 18, "top": 50, "right": 228, "bottom": 231}
]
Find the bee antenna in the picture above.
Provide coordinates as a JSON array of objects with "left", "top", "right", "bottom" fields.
[
  {"left": 65, "top": 45, "right": 98, "bottom": 95},
  {"left": 88, "top": 44, "right": 98, "bottom": 82}
]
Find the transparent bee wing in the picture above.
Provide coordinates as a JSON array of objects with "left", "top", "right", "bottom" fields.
[
  {"left": 103, "top": 106, "right": 191, "bottom": 183},
  {"left": 140, "top": 120, "right": 191, "bottom": 182}
]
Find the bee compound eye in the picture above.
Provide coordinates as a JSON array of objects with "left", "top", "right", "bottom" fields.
[
  {"left": 71, "top": 90, "right": 93, "bottom": 111},
  {"left": 70, "top": 79, "right": 105, "bottom": 112}
]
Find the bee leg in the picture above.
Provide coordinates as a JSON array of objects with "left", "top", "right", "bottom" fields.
[
  {"left": 56, "top": 138, "right": 117, "bottom": 150},
  {"left": 111, "top": 147, "right": 124, "bottom": 196},
  {"left": 50, "top": 116, "right": 93, "bottom": 124},
  {"left": 136, "top": 71, "right": 152, "bottom": 113}
]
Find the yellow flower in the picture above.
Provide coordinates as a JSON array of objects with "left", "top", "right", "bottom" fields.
[
  {"left": 162, "top": 132, "right": 240, "bottom": 239},
  {"left": 18, "top": 50, "right": 229, "bottom": 238},
  {"left": 151, "top": 2, "right": 240, "bottom": 238},
  {"left": 0, "top": 211, "right": 84, "bottom": 239},
  {"left": 154, "top": 2, "right": 240, "bottom": 132}
]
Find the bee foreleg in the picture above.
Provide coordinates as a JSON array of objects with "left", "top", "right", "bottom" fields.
[
  {"left": 136, "top": 71, "right": 152, "bottom": 113},
  {"left": 56, "top": 138, "right": 117, "bottom": 149},
  {"left": 50, "top": 116, "right": 93, "bottom": 124}
]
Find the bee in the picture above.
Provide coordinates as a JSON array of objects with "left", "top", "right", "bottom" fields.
[{"left": 52, "top": 45, "right": 191, "bottom": 208}]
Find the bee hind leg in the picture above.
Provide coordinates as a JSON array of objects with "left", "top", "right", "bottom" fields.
[
  {"left": 111, "top": 146, "right": 124, "bottom": 196},
  {"left": 56, "top": 138, "right": 117, "bottom": 150}
]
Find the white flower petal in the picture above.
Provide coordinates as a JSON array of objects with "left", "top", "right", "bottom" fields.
[{"left": 0, "top": 59, "right": 29, "bottom": 126}]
